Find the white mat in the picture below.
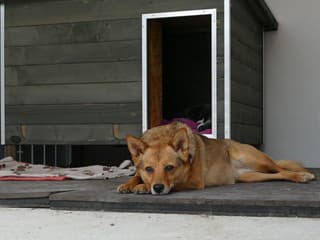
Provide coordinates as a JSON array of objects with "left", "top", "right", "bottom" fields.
[{"left": 0, "top": 157, "right": 135, "bottom": 180}]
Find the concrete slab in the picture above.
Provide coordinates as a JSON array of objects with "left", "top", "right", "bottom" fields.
[{"left": 0, "top": 208, "right": 320, "bottom": 240}]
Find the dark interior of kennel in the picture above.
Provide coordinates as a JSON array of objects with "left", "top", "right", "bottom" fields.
[
  {"left": 147, "top": 16, "right": 214, "bottom": 131},
  {"left": 13, "top": 144, "right": 131, "bottom": 167}
]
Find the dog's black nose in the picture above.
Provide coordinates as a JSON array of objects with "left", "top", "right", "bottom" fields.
[{"left": 153, "top": 184, "right": 164, "bottom": 193}]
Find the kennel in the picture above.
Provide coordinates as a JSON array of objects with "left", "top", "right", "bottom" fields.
[{"left": 0, "top": 0, "right": 277, "bottom": 164}]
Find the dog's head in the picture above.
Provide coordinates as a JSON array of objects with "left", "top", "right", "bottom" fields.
[{"left": 126, "top": 126, "right": 194, "bottom": 195}]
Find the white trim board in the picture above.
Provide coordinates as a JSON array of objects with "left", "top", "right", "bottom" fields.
[
  {"left": 224, "top": 0, "right": 231, "bottom": 139},
  {"left": 0, "top": 1, "right": 5, "bottom": 145}
]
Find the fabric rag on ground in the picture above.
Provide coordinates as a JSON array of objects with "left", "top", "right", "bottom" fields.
[{"left": 0, "top": 157, "right": 135, "bottom": 181}]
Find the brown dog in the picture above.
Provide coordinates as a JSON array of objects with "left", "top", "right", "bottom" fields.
[{"left": 117, "top": 122, "right": 315, "bottom": 195}]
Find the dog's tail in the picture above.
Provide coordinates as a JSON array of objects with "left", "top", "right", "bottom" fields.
[{"left": 275, "top": 160, "right": 308, "bottom": 172}]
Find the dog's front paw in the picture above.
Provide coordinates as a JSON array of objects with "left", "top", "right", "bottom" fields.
[
  {"left": 133, "top": 184, "right": 151, "bottom": 194},
  {"left": 117, "top": 183, "right": 134, "bottom": 194}
]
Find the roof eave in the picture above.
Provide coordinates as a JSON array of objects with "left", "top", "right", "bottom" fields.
[{"left": 247, "top": 0, "right": 278, "bottom": 31}]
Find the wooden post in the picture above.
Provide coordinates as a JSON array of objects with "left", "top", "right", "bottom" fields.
[
  {"left": 148, "top": 20, "right": 163, "bottom": 128},
  {"left": 5, "top": 145, "right": 16, "bottom": 159}
]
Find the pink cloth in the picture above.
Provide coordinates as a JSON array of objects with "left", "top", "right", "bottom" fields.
[{"left": 160, "top": 118, "right": 212, "bottom": 134}]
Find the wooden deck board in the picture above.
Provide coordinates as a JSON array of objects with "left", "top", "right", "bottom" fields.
[{"left": 0, "top": 169, "right": 319, "bottom": 217}]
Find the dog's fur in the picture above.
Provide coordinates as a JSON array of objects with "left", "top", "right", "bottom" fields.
[{"left": 117, "top": 122, "right": 315, "bottom": 195}]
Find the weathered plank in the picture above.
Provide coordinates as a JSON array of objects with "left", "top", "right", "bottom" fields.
[
  {"left": 6, "top": 0, "right": 224, "bottom": 27},
  {"left": 218, "top": 80, "right": 262, "bottom": 108},
  {"left": 231, "top": 0, "right": 262, "bottom": 33},
  {"left": 231, "top": 81, "right": 262, "bottom": 108},
  {"left": 230, "top": 0, "right": 263, "bottom": 137},
  {"left": 6, "top": 40, "right": 141, "bottom": 66},
  {"left": 231, "top": 59, "right": 262, "bottom": 91},
  {"left": 231, "top": 16, "right": 262, "bottom": 52},
  {"left": 231, "top": 124, "right": 262, "bottom": 145},
  {"left": 218, "top": 101, "right": 262, "bottom": 126},
  {"left": 6, "top": 124, "right": 142, "bottom": 144},
  {"left": 6, "top": 19, "right": 141, "bottom": 47},
  {"left": 231, "top": 0, "right": 264, "bottom": 90},
  {"left": 231, "top": 38, "right": 262, "bottom": 72},
  {"left": 231, "top": 102, "right": 262, "bottom": 126},
  {"left": 6, "top": 61, "right": 141, "bottom": 86},
  {"left": 6, "top": 103, "right": 142, "bottom": 125},
  {"left": 6, "top": 82, "right": 142, "bottom": 105}
]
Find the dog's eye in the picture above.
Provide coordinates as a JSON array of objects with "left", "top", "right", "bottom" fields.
[
  {"left": 164, "top": 165, "right": 174, "bottom": 172},
  {"left": 145, "top": 166, "right": 154, "bottom": 173}
]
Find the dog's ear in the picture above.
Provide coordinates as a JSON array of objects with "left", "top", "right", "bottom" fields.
[
  {"left": 171, "top": 128, "right": 189, "bottom": 162},
  {"left": 126, "top": 135, "right": 148, "bottom": 165}
]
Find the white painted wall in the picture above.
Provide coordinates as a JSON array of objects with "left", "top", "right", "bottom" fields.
[{"left": 264, "top": 0, "right": 320, "bottom": 167}]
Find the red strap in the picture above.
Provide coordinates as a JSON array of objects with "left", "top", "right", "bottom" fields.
[{"left": 0, "top": 176, "right": 70, "bottom": 181}]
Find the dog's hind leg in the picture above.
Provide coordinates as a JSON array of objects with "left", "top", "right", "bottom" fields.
[
  {"left": 230, "top": 141, "right": 315, "bottom": 182},
  {"left": 230, "top": 142, "right": 284, "bottom": 174},
  {"left": 275, "top": 160, "right": 308, "bottom": 172},
  {"left": 237, "top": 170, "right": 315, "bottom": 183}
]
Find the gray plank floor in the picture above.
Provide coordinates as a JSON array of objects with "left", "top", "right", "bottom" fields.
[{"left": 0, "top": 169, "right": 319, "bottom": 217}]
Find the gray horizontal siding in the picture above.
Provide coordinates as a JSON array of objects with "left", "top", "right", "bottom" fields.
[
  {"left": 231, "top": 124, "right": 262, "bottom": 145},
  {"left": 6, "top": 82, "right": 142, "bottom": 105},
  {"left": 231, "top": 59, "right": 262, "bottom": 91},
  {"left": 231, "top": 0, "right": 263, "bottom": 145},
  {"left": 6, "top": 61, "right": 141, "bottom": 86},
  {"left": 5, "top": 0, "right": 225, "bottom": 144},
  {"left": 218, "top": 101, "right": 261, "bottom": 126},
  {"left": 231, "top": 16, "right": 261, "bottom": 51},
  {"left": 6, "top": 40, "right": 141, "bottom": 66},
  {"left": 6, "top": 103, "right": 142, "bottom": 125},
  {"left": 6, "top": 19, "right": 141, "bottom": 47},
  {"left": 231, "top": 0, "right": 261, "bottom": 33},
  {"left": 231, "top": 81, "right": 262, "bottom": 108},
  {"left": 7, "top": 0, "right": 223, "bottom": 27},
  {"left": 231, "top": 38, "right": 262, "bottom": 73},
  {"left": 218, "top": 80, "right": 262, "bottom": 108},
  {"left": 230, "top": 103, "right": 262, "bottom": 126},
  {"left": 6, "top": 124, "right": 142, "bottom": 144}
]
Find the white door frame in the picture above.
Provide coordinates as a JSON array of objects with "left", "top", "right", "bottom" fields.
[
  {"left": 142, "top": 9, "right": 218, "bottom": 138},
  {"left": 224, "top": 0, "right": 231, "bottom": 139},
  {"left": 0, "top": 1, "right": 5, "bottom": 145}
]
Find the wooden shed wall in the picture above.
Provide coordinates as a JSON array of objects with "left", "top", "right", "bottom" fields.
[
  {"left": 5, "top": 0, "right": 224, "bottom": 144},
  {"left": 230, "top": 0, "right": 264, "bottom": 145}
]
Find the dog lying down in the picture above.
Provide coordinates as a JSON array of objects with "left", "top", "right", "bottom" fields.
[{"left": 117, "top": 122, "right": 315, "bottom": 195}]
